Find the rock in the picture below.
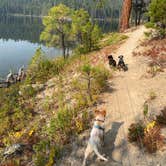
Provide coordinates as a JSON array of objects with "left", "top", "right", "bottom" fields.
[{"left": 3, "top": 144, "right": 24, "bottom": 158}]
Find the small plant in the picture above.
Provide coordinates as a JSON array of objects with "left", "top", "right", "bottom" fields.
[
  {"left": 148, "top": 91, "right": 157, "bottom": 100},
  {"left": 143, "top": 124, "right": 164, "bottom": 153},
  {"left": 26, "top": 48, "right": 67, "bottom": 84},
  {"left": 128, "top": 102, "right": 165, "bottom": 153},
  {"left": 33, "top": 140, "right": 50, "bottom": 166},
  {"left": 19, "top": 85, "right": 37, "bottom": 99},
  {"left": 100, "top": 33, "right": 128, "bottom": 47},
  {"left": 143, "top": 101, "right": 149, "bottom": 121},
  {"left": 128, "top": 122, "right": 145, "bottom": 143},
  {"left": 156, "top": 107, "right": 166, "bottom": 126}
]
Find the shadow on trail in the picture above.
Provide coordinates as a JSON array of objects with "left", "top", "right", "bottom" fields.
[
  {"left": 97, "top": 85, "right": 117, "bottom": 105},
  {"left": 103, "top": 121, "right": 124, "bottom": 165}
]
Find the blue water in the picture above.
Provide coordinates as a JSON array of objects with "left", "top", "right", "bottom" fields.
[{"left": 0, "top": 39, "right": 62, "bottom": 77}]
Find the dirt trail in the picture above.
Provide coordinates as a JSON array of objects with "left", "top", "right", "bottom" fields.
[
  {"left": 59, "top": 26, "right": 166, "bottom": 166},
  {"left": 96, "top": 25, "right": 166, "bottom": 166}
]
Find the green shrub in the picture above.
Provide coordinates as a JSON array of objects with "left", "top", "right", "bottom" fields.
[
  {"left": 101, "top": 33, "right": 128, "bottom": 47},
  {"left": 128, "top": 122, "right": 145, "bottom": 143},
  {"left": 72, "top": 64, "right": 110, "bottom": 108},
  {"left": 26, "top": 48, "right": 67, "bottom": 84},
  {"left": 148, "top": 0, "right": 166, "bottom": 38},
  {"left": 33, "top": 140, "right": 50, "bottom": 166},
  {"left": 0, "top": 83, "right": 33, "bottom": 137},
  {"left": 20, "top": 85, "right": 37, "bottom": 99},
  {"left": 145, "top": 22, "right": 155, "bottom": 28},
  {"left": 33, "top": 140, "right": 62, "bottom": 166}
]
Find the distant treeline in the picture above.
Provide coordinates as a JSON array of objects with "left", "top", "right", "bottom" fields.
[
  {"left": 0, "top": 15, "right": 43, "bottom": 43},
  {"left": 0, "top": 0, "right": 123, "bottom": 19}
]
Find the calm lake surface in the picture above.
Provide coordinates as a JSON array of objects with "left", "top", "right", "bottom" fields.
[{"left": 0, "top": 15, "right": 118, "bottom": 77}]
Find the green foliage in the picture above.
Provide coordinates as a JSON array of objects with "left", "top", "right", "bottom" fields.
[
  {"left": 46, "top": 145, "right": 61, "bottom": 166},
  {"left": 0, "top": 84, "right": 33, "bottom": 137},
  {"left": 51, "top": 108, "right": 74, "bottom": 133},
  {"left": 26, "top": 48, "right": 66, "bottom": 83},
  {"left": 100, "top": 33, "right": 128, "bottom": 47},
  {"left": 72, "top": 64, "right": 110, "bottom": 107},
  {"left": 33, "top": 140, "right": 50, "bottom": 166},
  {"left": 20, "top": 85, "right": 37, "bottom": 99},
  {"left": 72, "top": 9, "right": 101, "bottom": 54},
  {"left": 128, "top": 122, "right": 145, "bottom": 143},
  {"left": 40, "top": 4, "right": 72, "bottom": 58},
  {"left": 143, "top": 102, "right": 149, "bottom": 118},
  {"left": 145, "top": 22, "right": 155, "bottom": 28},
  {"left": 148, "top": 0, "right": 166, "bottom": 37},
  {"left": 148, "top": 0, "right": 166, "bottom": 25}
]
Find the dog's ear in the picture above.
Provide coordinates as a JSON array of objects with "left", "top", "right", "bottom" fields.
[
  {"left": 101, "top": 109, "right": 106, "bottom": 116},
  {"left": 94, "top": 109, "right": 100, "bottom": 115}
]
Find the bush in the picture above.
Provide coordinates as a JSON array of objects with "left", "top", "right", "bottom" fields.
[
  {"left": 128, "top": 103, "right": 165, "bottom": 153},
  {"left": 33, "top": 140, "right": 50, "bottom": 166},
  {"left": 143, "top": 124, "right": 164, "bottom": 153},
  {"left": 148, "top": 0, "right": 166, "bottom": 38},
  {"left": 48, "top": 107, "right": 90, "bottom": 142},
  {"left": 145, "top": 22, "right": 155, "bottom": 29},
  {"left": 33, "top": 140, "right": 62, "bottom": 166},
  {"left": 100, "top": 33, "right": 128, "bottom": 47},
  {"left": 128, "top": 122, "right": 145, "bottom": 143},
  {"left": 26, "top": 48, "right": 67, "bottom": 84},
  {"left": 72, "top": 64, "right": 110, "bottom": 107},
  {"left": 19, "top": 85, "right": 37, "bottom": 99},
  {"left": 0, "top": 83, "right": 34, "bottom": 144}
]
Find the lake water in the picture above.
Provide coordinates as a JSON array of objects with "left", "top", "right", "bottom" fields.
[{"left": 0, "top": 15, "right": 118, "bottom": 78}]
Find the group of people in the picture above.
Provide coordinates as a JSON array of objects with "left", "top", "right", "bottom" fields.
[
  {"left": 6, "top": 66, "right": 26, "bottom": 84},
  {"left": 108, "top": 54, "right": 128, "bottom": 71}
]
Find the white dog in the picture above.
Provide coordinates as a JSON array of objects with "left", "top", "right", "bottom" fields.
[{"left": 83, "top": 109, "right": 108, "bottom": 166}]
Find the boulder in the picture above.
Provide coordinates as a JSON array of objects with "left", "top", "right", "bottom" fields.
[{"left": 2, "top": 144, "right": 24, "bottom": 158}]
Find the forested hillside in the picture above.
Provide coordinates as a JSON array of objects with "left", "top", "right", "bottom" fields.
[{"left": 0, "top": 0, "right": 123, "bottom": 18}]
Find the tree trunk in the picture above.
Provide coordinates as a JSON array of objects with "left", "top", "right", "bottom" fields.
[
  {"left": 61, "top": 34, "right": 66, "bottom": 59},
  {"left": 119, "top": 0, "right": 132, "bottom": 32},
  {"left": 87, "top": 77, "right": 92, "bottom": 102},
  {"left": 138, "top": 11, "right": 142, "bottom": 25}
]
